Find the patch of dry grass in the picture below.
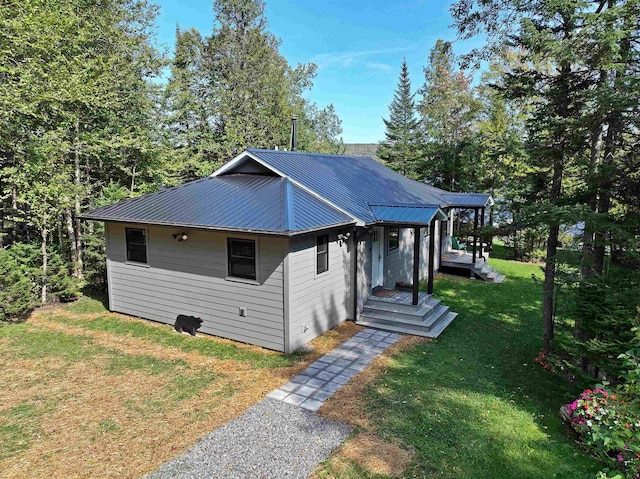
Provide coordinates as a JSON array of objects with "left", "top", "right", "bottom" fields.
[
  {"left": 0, "top": 308, "right": 360, "bottom": 478},
  {"left": 314, "top": 336, "right": 427, "bottom": 478}
]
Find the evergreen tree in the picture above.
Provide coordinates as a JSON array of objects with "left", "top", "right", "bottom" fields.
[
  {"left": 419, "top": 40, "right": 480, "bottom": 190},
  {"left": 452, "top": 0, "right": 640, "bottom": 356},
  {"left": 377, "top": 59, "right": 422, "bottom": 177},
  {"left": 164, "top": 26, "right": 219, "bottom": 183}
]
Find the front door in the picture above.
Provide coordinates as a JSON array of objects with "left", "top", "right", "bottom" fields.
[{"left": 371, "top": 227, "right": 384, "bottom": 288}]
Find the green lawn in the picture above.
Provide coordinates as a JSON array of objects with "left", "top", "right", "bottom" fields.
[{"left": 318, "top": 254, "right": 600, "bottom": 478}]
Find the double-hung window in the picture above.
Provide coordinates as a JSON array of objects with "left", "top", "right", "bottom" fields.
[
  {"left": 316, "top": 235, "right": 329, "bottom": 274},
  {"left": 125, "top": 228, "right": 147, "bottom": 264},
  {"left": 227, "top": 238, "right": 257, "bottom": 280}
]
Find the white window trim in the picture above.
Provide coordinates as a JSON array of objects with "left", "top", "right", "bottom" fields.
[
  {"left": 124, "top": 225, "right": 150, "bottom": 267},
  {"left": 225, "top": 235, "right": 260, "bottom": 285},
  {"left": 315, "top": 234, "right": 330, "bottom": 278}
]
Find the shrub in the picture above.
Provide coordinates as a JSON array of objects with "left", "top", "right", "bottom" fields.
[
  {"left": 565, "top": 345, "right": 640, "bottom": 479},
  {"left": 0, "top": 243, "right": 79, "bottom": 321},
  {"left": 0, "top": 248, "right": 39, "bottom": 320},
  {"left": 572, "top": 270, "right": 640, "bottom": 380}
]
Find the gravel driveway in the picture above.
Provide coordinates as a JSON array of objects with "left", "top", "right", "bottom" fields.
[{"left": 145, "top": 398, "right": 351, "bottom": 479}]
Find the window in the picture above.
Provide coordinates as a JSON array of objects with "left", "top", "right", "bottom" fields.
[
  {"left": 126, "top": 228, "right": 147, "bottom": 264},
  {"left": 387, "top": 227, "right": 399, "bottom": 253},
  {"left": 227, "top": 238, "right": 256, "bottom": 280},
  {"left": 316, "top": 235, "right": 329, "bottom": 274}
]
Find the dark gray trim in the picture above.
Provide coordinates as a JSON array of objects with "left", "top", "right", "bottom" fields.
[
  {"left": 352, "top": 226, "right": 358, "bottom": 321},
  {"left": 412, "top": 226, "right": 420, "bottom": 306},
  {"left": 283, "top": 242, "right": 291, "bottom": 353},
  {"left": 428, "top": 220, "right": 436, "bottom": 294},
  {"left": 79, "top": 218, "right": 356, "bottom": 237}
]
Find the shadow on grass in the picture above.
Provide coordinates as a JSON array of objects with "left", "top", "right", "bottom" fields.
[{"left": 361, "top": 260, "right": 599, "bottom": 479}]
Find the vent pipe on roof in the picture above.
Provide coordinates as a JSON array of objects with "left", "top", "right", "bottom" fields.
[{"left": 290, "top": 116, "right": 297, "bottom": 152}]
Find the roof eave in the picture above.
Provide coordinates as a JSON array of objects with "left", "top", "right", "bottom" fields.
[{"left": 79, "top": 216, "right": 356, "bottom": 237}]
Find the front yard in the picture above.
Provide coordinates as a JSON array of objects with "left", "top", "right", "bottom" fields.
[
  {"left": 0, "top": 297, "right": 357, "bottom": 478},
  {"left": 316, "top": 253, "right": 602, "bottom": 478},
  {"left": 2, "top": 252, "right": 605, "bottom": 478}
]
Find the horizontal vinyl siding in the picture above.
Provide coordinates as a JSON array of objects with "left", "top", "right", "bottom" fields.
[
  {"left": 106, "top": 223, "right": 286, "bottom": 351},
  {"left": 288, "top": 230, "right": 352, "bottom": 352}
]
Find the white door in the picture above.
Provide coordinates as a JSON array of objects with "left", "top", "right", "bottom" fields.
[{"left": 371, "top": 227, "right": 384, "bottom": 288}]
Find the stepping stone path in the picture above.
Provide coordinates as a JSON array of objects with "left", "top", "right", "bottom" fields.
[{"left": 267, "top": 328, "right": 400, "bottom": 411}]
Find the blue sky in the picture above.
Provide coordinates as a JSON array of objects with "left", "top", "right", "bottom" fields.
[{"left": 154, "top": 0, "right": 483, "bottom": 144}]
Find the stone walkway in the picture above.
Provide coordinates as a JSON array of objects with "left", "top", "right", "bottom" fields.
[{"left": 267, "top": 328, "right": 400, "bottom": 411}]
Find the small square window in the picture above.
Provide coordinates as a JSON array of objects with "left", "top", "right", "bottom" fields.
[
  {"left": 317, "top": 235, "right": 329, "bottom": 274},
  {"left": 387, "top": 227, "right": 399, "bottom": 253},
  {"left": 228, "top": 238, "right": 256, "bottom": 280},
  {"left": 126, "top": 228, "right": 147, "bottom": 264}
]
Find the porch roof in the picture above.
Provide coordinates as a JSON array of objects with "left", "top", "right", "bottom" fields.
[
  {"left": 443, "top": 192, "right": 493, "bottom": 208},
  {"left": 368, "top": 204, "right": 448, "bottom": 226}
]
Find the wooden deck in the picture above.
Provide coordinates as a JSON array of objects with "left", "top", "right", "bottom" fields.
[
  {"left": 441, "top": 251, "right": 478, "bottom": 268},
  {"left": 441, "top": 250, "right": 505, "bottom": 283}
]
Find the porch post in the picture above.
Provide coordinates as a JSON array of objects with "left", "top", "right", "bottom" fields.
[
  {"left": 412, "top": 226, "right": 420, "bottom": 306},
  {"left": 472, "top": 207, "right": 478, "bottom": 264},
  {"left": 480, "top": 207, "right": 485, "bottom": 260},
  {"left": 427, "top": 219, "right": 436, "bottom": 295},
  {"left": 448, "top": 208, "right": 454, "bottom": 236}
]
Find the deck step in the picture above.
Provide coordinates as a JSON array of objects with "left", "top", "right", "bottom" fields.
[
  {"left": 357, "top": 311, "right": 457, "bottom": 339},
  {"left": 366, "top": 294, "right": 430, "bottom": 312},
  {"left": 362, "top": 298, "right": 441, "bottom": 319},
  {"left": 360, "top": 303, "right": 449, "bottom": 329},
  {"left": 494, "top": 274, "right": 506, "bottom": 284}
]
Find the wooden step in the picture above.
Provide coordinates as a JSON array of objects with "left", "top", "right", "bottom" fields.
[
  {"left": 365, "top": 296, "right": 430, "bottom": 313},
  {"left": 494, "top": 274, "right": 506, "bottom": 284},
  {"left": 360, "top": 303, "right": 449, "bottom": 329},
  {"left": 357, "top": 311, "right": 457, "bottom": 339},
  {"left": 362, "top": 298, "right": 441, "bottom": 320}
]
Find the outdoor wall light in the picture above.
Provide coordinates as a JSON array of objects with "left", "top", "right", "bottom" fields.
[
  {"left": 337, "top": 231, "right": 351, "bottom": 246},
  {"left": 172, "top": 232, "right": 188, "bottom": 242}
]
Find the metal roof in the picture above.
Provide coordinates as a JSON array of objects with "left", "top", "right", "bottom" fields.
[
  {"left": 442, "top": 192, "right": 493, "bottom": 208},
  {"left": 369, "top": 204, "right": 448, "bottom": 225},
  {"left": 221, "top": 149, "right": 451, "bottom": 224},
  {"left": 83, "top": 149, "right": 493, "bottom": 234},
  {"left": 80, "top": 175, "right": 354, "bottom": 235}
]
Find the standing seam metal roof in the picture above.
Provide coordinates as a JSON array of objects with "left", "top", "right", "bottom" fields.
[
  {"left": 244, "top": 149, "right": 451, "bottom": 224},
  {"left": 80, "top": 174, "right": 354, "bottom": 234}
]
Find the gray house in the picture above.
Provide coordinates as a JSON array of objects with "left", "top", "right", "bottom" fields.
[{"left": 82, "top": 149, "right": 497, "bottom": 353}]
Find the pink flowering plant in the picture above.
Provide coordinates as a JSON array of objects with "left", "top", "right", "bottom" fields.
[{"left": 565, "top": 387, "right": 640, "bottom": 478}]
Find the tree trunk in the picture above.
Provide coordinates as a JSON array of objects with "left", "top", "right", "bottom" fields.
[
  {"left": 41, "top": 227, "right": 48, "bottom": 304},
  {"left": 581, "top": 115, "right": 603, "bottom": 278},
  {"left": 131, "top": 164, "right": 136, "bottom": 193},
  {"left": 73, "top": 115, "right": 84, "bottom": 279},
  {"left": 65, "top": 209, "right": 78, "bottom": 272}
]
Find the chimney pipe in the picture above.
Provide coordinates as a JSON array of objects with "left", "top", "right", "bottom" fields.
[{"left": 290, "top": 116, "right": 297, "bottom": 152}]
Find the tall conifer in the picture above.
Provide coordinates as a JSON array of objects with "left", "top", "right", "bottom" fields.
[{"left": 377, "top": 59, "right": 422, "bottom": 177}]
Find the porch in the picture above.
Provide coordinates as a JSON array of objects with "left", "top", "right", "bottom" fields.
[
  {"left": 356, "top": 288, "right": 457, "bottom": 338},
  {"left": 440, "top": 250, "right": 505, "bottom": 283}
]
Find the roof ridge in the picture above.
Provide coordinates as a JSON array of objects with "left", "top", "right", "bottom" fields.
[{"left": 247, "top": 148, "right": 372, "bottom": 160}]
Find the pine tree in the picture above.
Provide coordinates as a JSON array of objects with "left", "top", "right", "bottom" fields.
[
  {"left": 164, "top": 26, "right": 219, "bottom": 182},
  {"left": 377, "top": 59, "right": 422, "bottom": 177},
  {"left": 419, "top": 40, "right": 480, "bottom": 190}
]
